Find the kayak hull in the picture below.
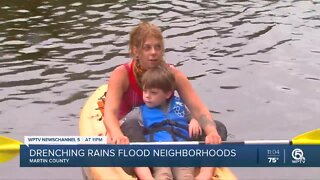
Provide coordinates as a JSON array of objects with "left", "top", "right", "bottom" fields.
[{"left": 79, "top": 84, "right": 237, "bottom": 180}]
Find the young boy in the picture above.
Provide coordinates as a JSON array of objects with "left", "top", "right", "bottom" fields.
[{"left": 130, "top": 64, "right": 214, "bottom": 180}]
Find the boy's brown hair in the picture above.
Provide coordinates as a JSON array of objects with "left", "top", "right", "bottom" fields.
[{"left": 141, "top": 64, "right": 175, "bottom": 93}]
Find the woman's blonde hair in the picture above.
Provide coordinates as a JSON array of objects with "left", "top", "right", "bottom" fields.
[{"left": 129, "top": 21, "right": 164, "bottom": 58}]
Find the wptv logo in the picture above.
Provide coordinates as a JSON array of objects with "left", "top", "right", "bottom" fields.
[{"left": 291, "top": 148, "right": 305, "bottom": 164}]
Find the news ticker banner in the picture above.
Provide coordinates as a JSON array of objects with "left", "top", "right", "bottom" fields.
[{"left": 20, "top": 136, "right": 320, "bottom": 167}]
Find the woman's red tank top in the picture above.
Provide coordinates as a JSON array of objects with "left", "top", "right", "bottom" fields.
[{"left": 118, "top": 61, "right": 144, "bottom": 119}]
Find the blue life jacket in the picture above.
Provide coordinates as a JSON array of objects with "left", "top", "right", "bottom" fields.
[{"left": 140, "top": 96, "right": 190, "bottom": 142}]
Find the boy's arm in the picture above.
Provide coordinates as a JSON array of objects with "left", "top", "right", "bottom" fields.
[{"left": 185, "top": 106, "right": 202, "bottom": 138}]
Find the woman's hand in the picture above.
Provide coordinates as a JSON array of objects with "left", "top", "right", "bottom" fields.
[
  {"left": 188, "top": 118, "right": 202, "bottom": 138},
  {"left": 107, "top": 132, "right": 129, "bottom": 144},
  {"left": 205, "top": 129, "right": 221, "bottom": 144}
]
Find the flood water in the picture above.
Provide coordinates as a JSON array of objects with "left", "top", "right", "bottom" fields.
[{"left": 0, "top": 0, "right": 319, "bottom": 179}]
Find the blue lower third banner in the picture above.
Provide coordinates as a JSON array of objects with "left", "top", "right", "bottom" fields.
[{"left": 20, "top": 144, "right": 320, "bottom": 167}]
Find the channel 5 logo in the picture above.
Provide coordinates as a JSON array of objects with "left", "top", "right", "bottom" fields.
[{"left": 291, "top": 148, "right": 306, "bottom": 164}]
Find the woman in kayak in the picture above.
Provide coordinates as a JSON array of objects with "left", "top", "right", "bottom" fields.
[{"left": 103, "top": 21, "right": 221, "bottom": 179}]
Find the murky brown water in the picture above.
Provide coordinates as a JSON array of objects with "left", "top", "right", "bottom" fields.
[{"left": 1, "top": 0, "right": 319, "bottom": 179}]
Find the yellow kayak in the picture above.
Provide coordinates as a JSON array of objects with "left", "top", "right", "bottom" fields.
[{"left": 79, "top": 84, "right": 237, "bottom": 180}]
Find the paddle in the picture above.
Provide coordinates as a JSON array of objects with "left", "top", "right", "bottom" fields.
[
  {"left": 131, "top": 128, "right": 320, "bottom": 145},
  {"left": 0, "top": 136, "right": 21, "bottom": 163},
  {"left": 0, "top": 129, "right": 319, "bottom": 163}
]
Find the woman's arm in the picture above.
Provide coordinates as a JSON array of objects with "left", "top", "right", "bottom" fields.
[
  {"left": 103, "top": 65, "right": 129, "bottom": 144},
  {"left": 171, "top": 67, "right": 221, "bottom": 144}
]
